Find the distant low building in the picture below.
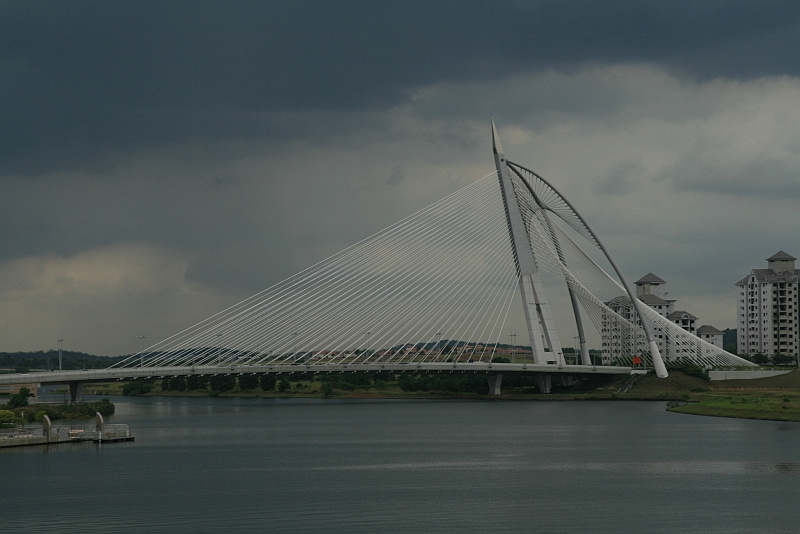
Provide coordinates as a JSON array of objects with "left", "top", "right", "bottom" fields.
[{"left": 696, "top": 325, "right": 724, "bottom": 349}]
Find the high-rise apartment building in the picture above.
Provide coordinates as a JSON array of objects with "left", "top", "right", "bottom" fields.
[
  {"left": 735, "top": 251, "right": 800, "bottom": 356},
  {"left": 603, "top": 273, "right": 719, "bottom": 362}
]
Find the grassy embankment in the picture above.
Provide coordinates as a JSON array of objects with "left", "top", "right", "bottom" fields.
[
  {"left": 580, "top": 369, "right": 800, "bottom": 421},
  {"left": 660, "top": 370, "right": 800, "bottom": 422},
  {"left": 545, "top": 369, "right": 800, "bottom": 421}
]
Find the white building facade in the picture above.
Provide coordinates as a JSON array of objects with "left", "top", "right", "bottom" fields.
[
  {"left": 736, "top": 251, "right": 800, "bottom": 357},
  {"left": 603, "top": 273, "right": 720, "bottom": 363},
  {"left": 696, "top": 325, "right": 724, "bottom": 349}
]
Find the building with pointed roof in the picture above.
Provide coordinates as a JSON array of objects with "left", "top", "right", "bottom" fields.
[
  {"left": 735, "top": 251, "right": 800, "bottom": 357},
  {"left": 602, "top": 273, "right": 722, "bottom": 363},
  {"left": 602, "top": 274, "right": 721, "bottom": 362}
]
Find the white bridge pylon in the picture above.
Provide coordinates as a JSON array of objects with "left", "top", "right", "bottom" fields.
[{"left": 109, "top": 123, "right": 752, "bottom": 375}]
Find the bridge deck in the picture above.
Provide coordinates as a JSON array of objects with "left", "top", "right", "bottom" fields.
[{"left": 0, "top": 362, "right": 631, "bottom": 387}]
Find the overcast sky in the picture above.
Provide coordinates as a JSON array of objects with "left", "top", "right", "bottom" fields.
[{"left": 3, "top": 1, "right": 800, "bottom": 355}]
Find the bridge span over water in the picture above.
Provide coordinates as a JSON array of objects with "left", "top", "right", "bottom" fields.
[
  {"left": 1, "top": 123, "right": 750, "bottom": 400},
  {"left": 0, "top": 362, "right": 632, "bottom": 401}
]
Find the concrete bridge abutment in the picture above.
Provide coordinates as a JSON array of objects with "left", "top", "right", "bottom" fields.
[{"left": 69, "top": 382, "right": 84, "bottom": 403}]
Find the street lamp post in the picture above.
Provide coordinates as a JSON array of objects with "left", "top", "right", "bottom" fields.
[
  {"left": 137, "top": 335, "right": 148, "bottom": 367},
  {"left": 57, "top": 337, "right": 64, "bottom": 371},
  {"left": 509, "top": 331, "right": 517, "bottom": 363}
]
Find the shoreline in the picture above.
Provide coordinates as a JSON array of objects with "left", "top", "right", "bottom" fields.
[{"left": 26, "top": 369, "right": 800, "bottom": 423}]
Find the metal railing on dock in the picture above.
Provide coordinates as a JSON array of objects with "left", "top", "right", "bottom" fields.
[{"left": 0, "top": 412, "right": 133, "bottom": 448}]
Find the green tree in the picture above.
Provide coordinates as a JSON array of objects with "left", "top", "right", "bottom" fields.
[
  {"left": 259, "top": 374, "right": 277, "bottom": 392},
  {"left": 723, "top": 328, "right": 737, "bottom": 353},
  {"left": 0, "top": 409, "right": 16, "bottom": 426},
  {"left": 161, "top": 377, "right": 186, "bottom": 391},
  {"left": 677, "top": 362, "right": 709, "bottom": 380},
  {"left": 209, "top": 375, "right": 236, "bottom": 392},
  {"left": 186, "top": 374, "right": 209, "bottom": 391},
  {"left": 320, "top": 381, "right": 335, "bottom": 397},
  {"left": 397, "top": 374, "right": 416, "bottom": 391},
  {"left": 772, "top": 353, "right": 796, "bottom": 366},
  {"left": 123, "top": 381, "right": 153, "bottom": 396},
  {"left": 171, "top": 376, "right": 187, "bottom": 391},
  {"left": 238, "top": 374, "right": 259, "bottom": 390},
  {"left": 8, "top": 387, "right": 33, "bottom": 408},
  {"left": 277, "top": 377, "right": 291, "bottom": 393}
]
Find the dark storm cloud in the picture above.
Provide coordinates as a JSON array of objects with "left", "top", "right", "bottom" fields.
[
  {"left": 3, "top": 0, "right": 799, "bottom": 175},
  {"left": 663, "top": 154, "right": 800, "bottom": 198}
]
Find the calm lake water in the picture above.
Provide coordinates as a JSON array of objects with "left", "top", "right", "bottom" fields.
[{"left": 3, "top": 396, "right": 800, "bottom": 533}]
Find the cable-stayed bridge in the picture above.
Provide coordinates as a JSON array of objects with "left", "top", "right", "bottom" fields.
[{"left": 1, "top": 123, "right": 753, "bottom": 400}]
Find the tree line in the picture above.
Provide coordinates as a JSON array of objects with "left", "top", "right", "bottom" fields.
[
  {"left": 120, "top": 371, "right": 556, "bottom": 397},
  {"left": 0, "top": 351, "right": 124, "bottom": 373}
]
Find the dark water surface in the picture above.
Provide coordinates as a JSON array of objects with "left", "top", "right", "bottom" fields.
[{"left": 3, "top": 397, "right": 800, "bottom": 533}]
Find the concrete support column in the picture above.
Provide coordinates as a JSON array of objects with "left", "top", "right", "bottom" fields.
[
  {"left": 487, "top": 374, "right": 503, "bottom": 395},
  {"left": 69, "top": 382, "right": 84, "bottom": 403},
  {"left": 43, "top": 414, "right": 53, "bottom": 443},
  {"left": 535, "top": 374, "right": 552, "bottom": 394}
]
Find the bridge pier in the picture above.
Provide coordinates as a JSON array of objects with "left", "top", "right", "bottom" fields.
[
  {"left": 535, "top": 375, "right": 551, "bottom": 394},
  {"left": 487, "top": 374, "right": 503, "bottom": 395},
  {"left": 69, "top": 382, "right": 84, "bottom": 403}
]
